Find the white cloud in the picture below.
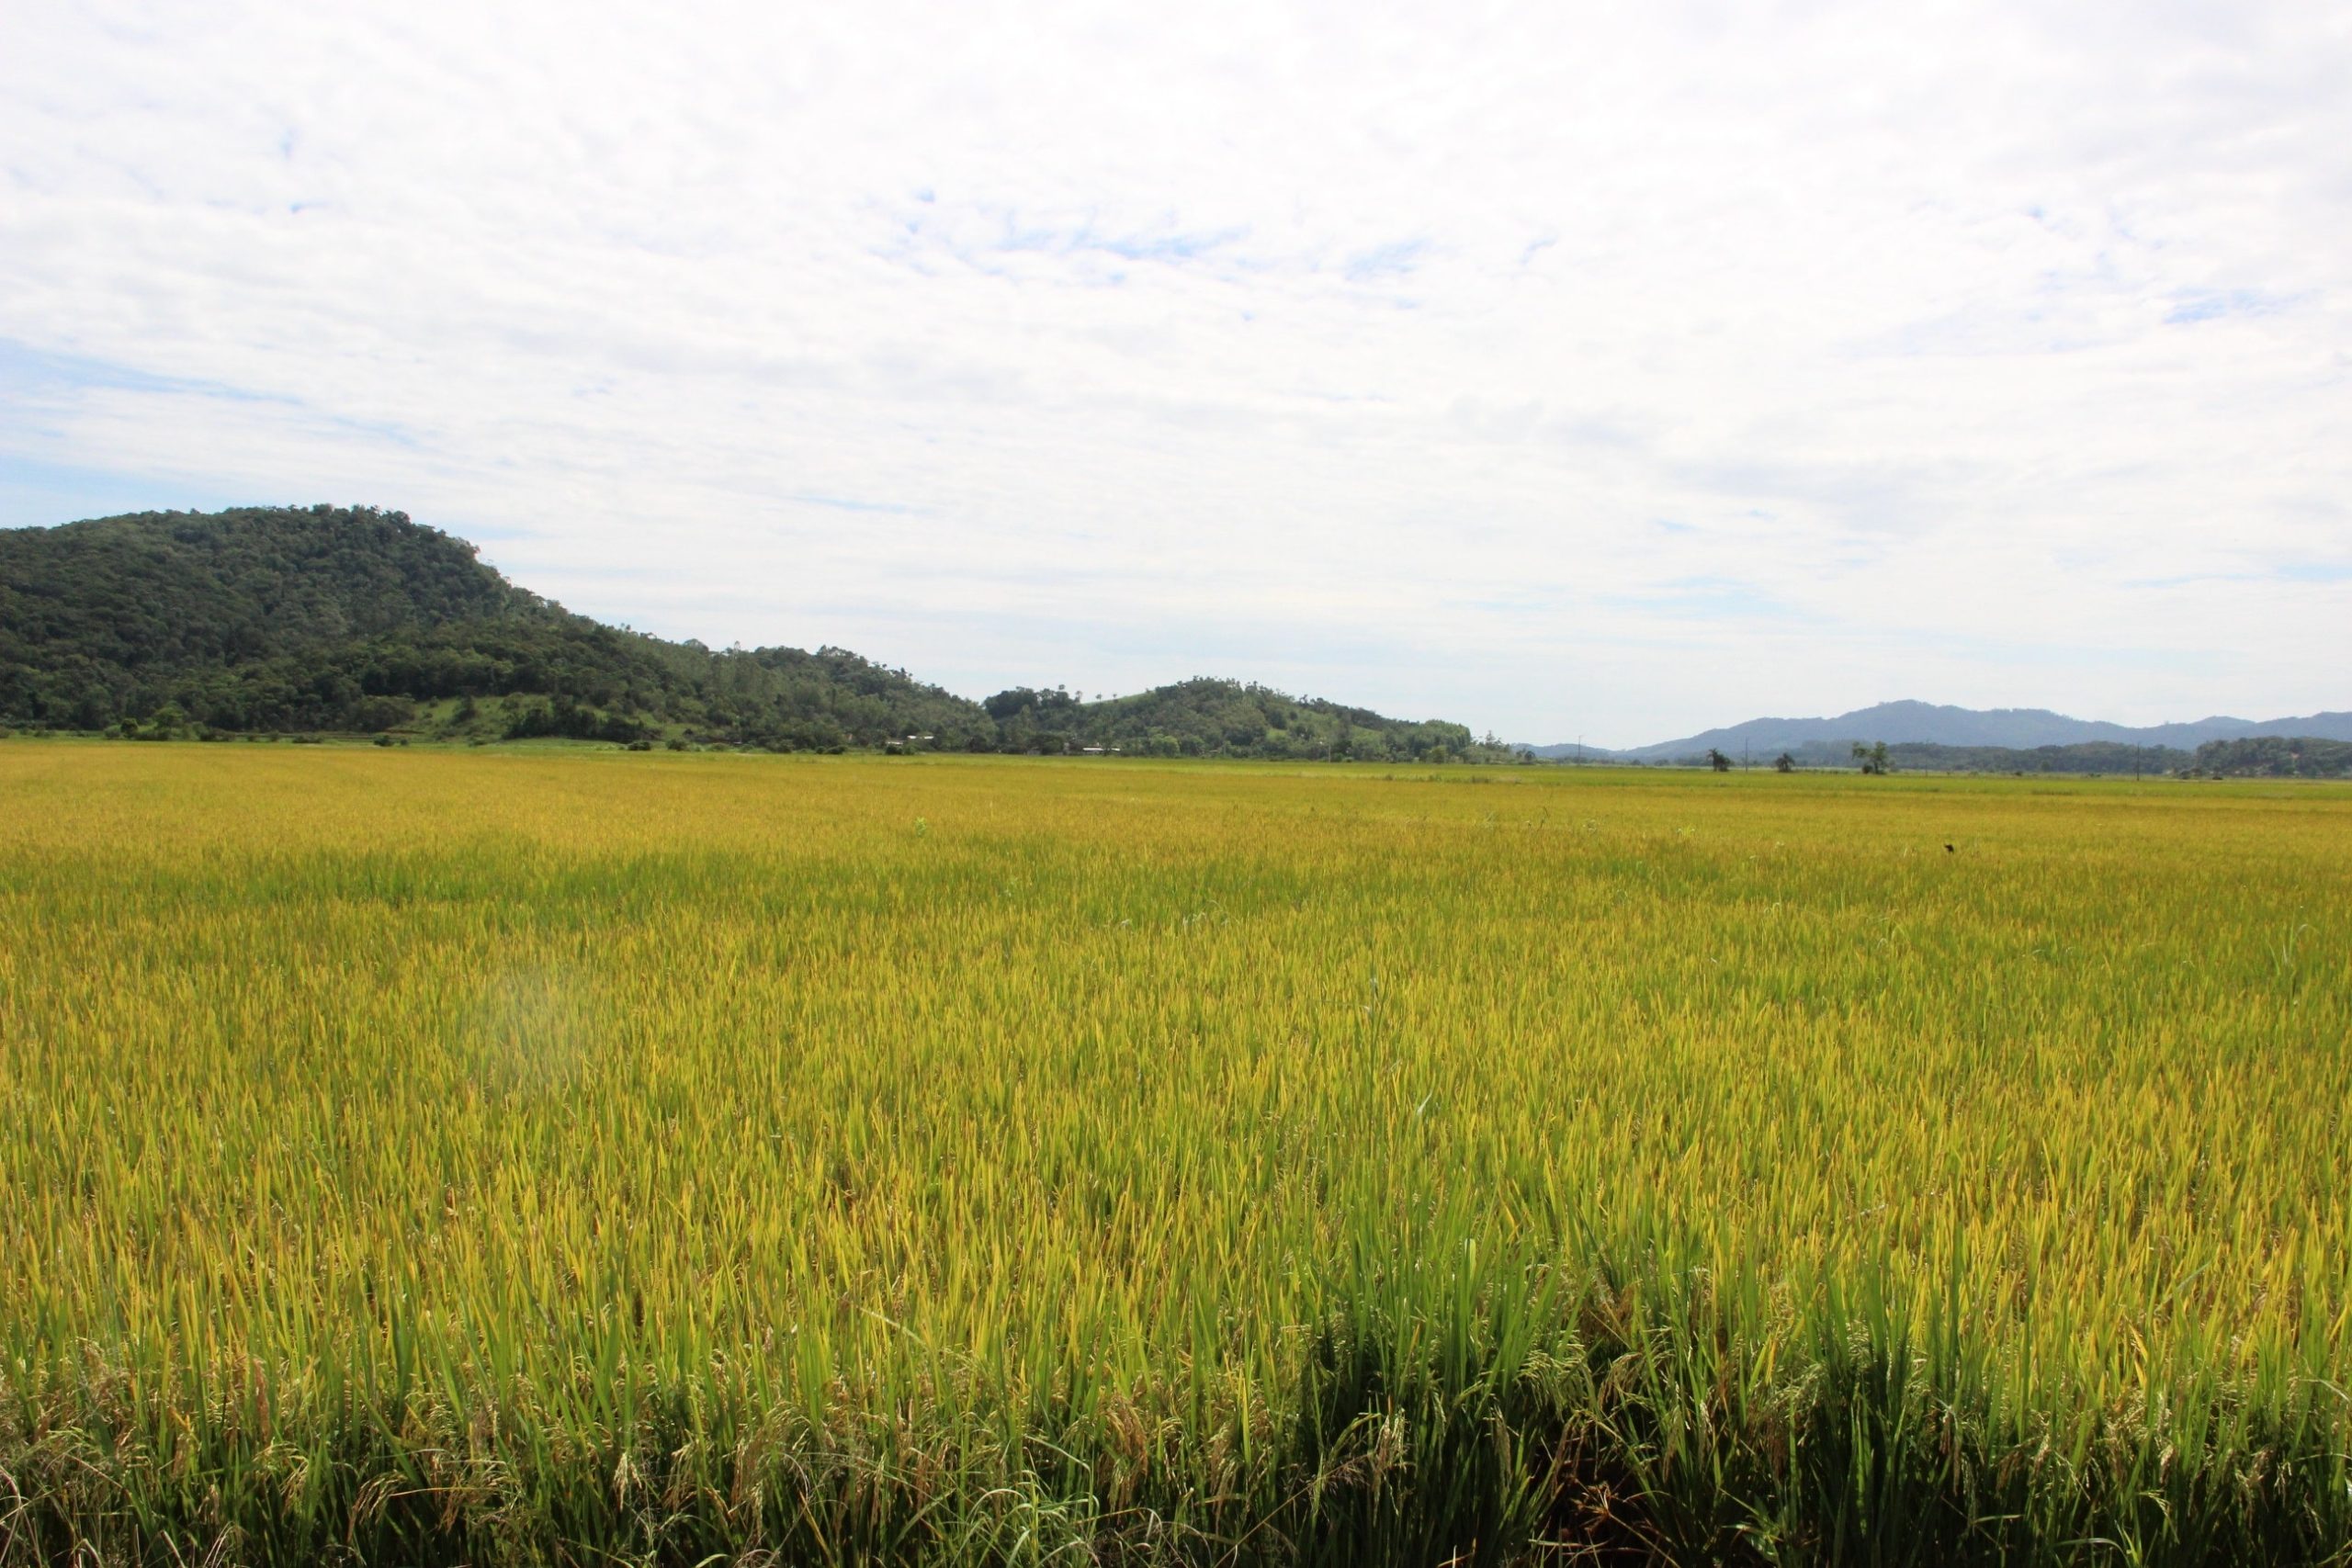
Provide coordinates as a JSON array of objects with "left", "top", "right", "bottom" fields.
[{"left": 3, "top": 0, "right": 2347, "bottom": 744}]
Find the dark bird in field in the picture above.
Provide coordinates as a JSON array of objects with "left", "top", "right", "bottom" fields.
[{"left": 1945, "top": 843, "right": 1955, "bottom": 852}]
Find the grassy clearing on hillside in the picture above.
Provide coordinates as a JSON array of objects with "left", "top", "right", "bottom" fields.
[{"left": 1, "top": 748, "right": 2347, "bottom": 1565}]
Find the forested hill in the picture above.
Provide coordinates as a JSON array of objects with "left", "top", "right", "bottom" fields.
[
  {"left": 0, "top": 505, "right": 998, "bottom": 748},
  {"left": 985, "top": 679, "right": 1484, "bottom": 761},
  {"left": 0, "top": 505, "right": 1505, "bottom": 759}
]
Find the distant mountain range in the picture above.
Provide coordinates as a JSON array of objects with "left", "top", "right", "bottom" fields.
[{"left": 1526, "top": 700, "right": 2352, "bottom": 761}]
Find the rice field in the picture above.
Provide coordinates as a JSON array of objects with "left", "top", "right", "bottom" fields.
[{"left": 0, "top": 744, "right": 2347, "bottom": 1565}]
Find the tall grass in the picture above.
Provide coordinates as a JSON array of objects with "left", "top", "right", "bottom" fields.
[{"left": 0, "top": 748, "right": 2346, "bottom": 1563}]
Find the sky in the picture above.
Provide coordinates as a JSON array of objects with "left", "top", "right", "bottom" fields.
[{"left": 3, "top": 0, "right": 2347, "bottom": 747}]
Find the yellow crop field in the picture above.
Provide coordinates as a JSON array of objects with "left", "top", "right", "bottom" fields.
[{"left": 1, "top": 745, "right": 2347, "bottom": 1564}]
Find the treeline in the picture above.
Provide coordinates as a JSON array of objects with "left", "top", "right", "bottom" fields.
[
  {"left": 0, "top": 506, "right": 1503, "bottom": 760},
  {"left": 1642, "top": 736, "right": 2352, "bottom": 779},
  {"left": 1654, "top": 739, "right": 2197, "bottom": 773},
  {"left": 2191, "top": 736, "right": 2352, "bottom": 778},
  {"left": 1789, "top": 739, "right": 2193, "bottom": 774}
]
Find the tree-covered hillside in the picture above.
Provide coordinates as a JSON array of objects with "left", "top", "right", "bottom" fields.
[
  {"left": 0, "top": 506, "right": 993, "bottom": 748},
  {"left": 983, "top": 678, "right": 1498, "bottom": 761},
  {"left": 0, "top": 505, "right": 1506, "bottom": 760},
  {"left": 2, "top": 503, "right": 533, "bottom": 733}
]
